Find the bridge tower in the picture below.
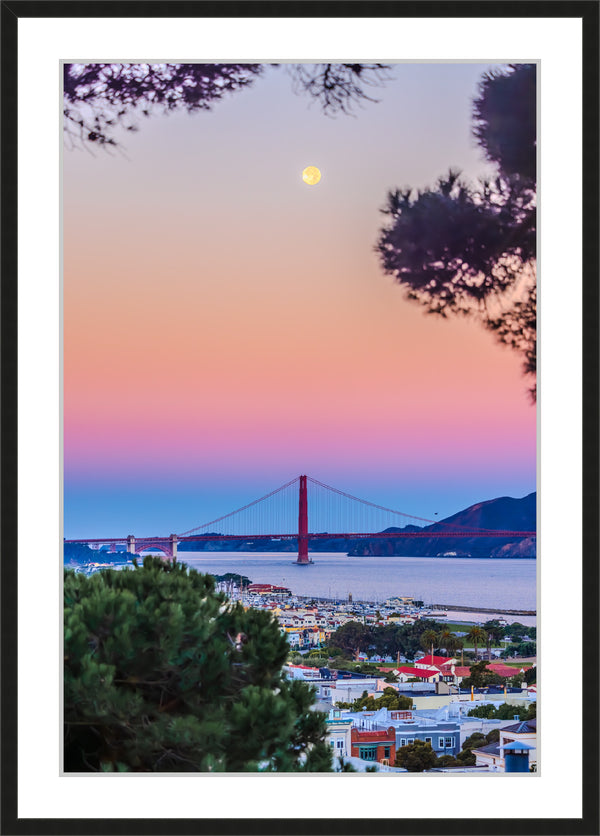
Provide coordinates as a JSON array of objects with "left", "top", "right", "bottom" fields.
[
  {"left": 169, "top": 534, "right": 178, "bottom": 559},
  {"left": 295, "top": 475, "right": 312, "bottom": 565},
  {"left": 126, "top": 535, "right": 135, "bottom": 555}
]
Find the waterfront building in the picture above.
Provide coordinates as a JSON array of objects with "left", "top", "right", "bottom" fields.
[{"left": 385, "top": 597, "right": 414, "bottom": 607}]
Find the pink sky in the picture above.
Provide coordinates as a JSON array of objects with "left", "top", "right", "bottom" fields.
[{"left": 63, "top": 63, "right": 535, "bottom": 536}]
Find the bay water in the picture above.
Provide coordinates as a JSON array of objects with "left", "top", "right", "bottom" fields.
[{"left": 178, "top": 551, "right": 536, "bottom": 622}]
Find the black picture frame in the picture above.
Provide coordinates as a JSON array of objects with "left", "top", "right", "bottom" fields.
[{"left": 1, "top": 2, "right": 598, "bottom": 835}]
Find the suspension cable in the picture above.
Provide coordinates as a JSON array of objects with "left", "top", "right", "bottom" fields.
[
  {"left": 306, "top": 476, "right": 511, "bottom": 533},
  {"left": 178, "top": 476, "right": 299, "bottom": 537}
]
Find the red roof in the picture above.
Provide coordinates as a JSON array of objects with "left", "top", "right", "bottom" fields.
[
  {"left": 487, "top": 663, "right": 527, "bottom": 678},
  {"left": 415, "top": 655, "right": 454, "bottom": 667},
  {"left": 397, "top": 666, "right": 439, "bottom": 679},
  {"left": 351, "top": 727, "right": 395, "bottom": 743}
]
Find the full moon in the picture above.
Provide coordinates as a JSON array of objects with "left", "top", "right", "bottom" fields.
[{"left": 302, "top": 166, "right": 321, "bottom": 186}]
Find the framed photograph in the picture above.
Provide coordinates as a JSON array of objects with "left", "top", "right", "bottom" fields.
[{"left": 1, "top": 2, "right": 598, "bottom": 835}]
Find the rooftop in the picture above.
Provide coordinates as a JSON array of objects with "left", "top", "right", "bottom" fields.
[
  {"left": 500, "top": 718, "right": 536, "bottom": 734},
  {"left": 415, "top": 655, "right": 455, "bottom": 667}
]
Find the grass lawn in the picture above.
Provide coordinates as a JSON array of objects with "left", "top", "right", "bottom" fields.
[{"left": 442, "top": 622, "right": 477, "bottom": 632}]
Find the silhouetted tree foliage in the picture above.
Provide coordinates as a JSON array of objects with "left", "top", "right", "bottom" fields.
[
  {"left": 473, "top": 64, "right": 536, "bottom": 181},
  {"left": 376, "top": 64, "right": 536, "bottom": 399},
  {"left": 286, "top": 63, "right": 393, "bottom": 114},
  {"left": 63, "top": 62, "right": 392, "bottom": 148},
  {"left": 64, "top": 63, "right": 263, "bottom": 147}
]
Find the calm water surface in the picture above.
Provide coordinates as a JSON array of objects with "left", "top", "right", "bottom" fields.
[{"left": 179, "top": 552, "right": 536, "bottom": 613}]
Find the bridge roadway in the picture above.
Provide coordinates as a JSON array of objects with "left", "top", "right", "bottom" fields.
[
  {"left": 65, "top": 529, "right": 536, "bottom": 561},
  {"left": 65, "top": 530, "right": 536, "bottom": 545}
]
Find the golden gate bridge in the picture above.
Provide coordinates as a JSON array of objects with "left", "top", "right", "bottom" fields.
[{"left": 64, "top": 475, "right": 536, "bottom": 565}]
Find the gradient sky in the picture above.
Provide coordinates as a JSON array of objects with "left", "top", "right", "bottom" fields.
[{"left": 63, "top": 62, "right": 536, "bottom": 538}]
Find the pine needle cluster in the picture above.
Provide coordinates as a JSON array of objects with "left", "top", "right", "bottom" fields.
[{"left": 64, "top": 557, "right": 332, "bottom": 772}]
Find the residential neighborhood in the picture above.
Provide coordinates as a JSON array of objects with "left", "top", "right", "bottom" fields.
[{"left": 227, "top": 584, "right": 537, "bottom": 773}]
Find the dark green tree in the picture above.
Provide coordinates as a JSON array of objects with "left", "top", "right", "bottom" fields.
[
  {"left": 462, "top": 732, "right": 487, "bottom": 751},
  {"left": 467, "top": 702, "right": 535, "bottom": 722},
  {"left": 64, "top": 558, "right": 332, "bottom": 772},
  {"left": 376, "top": 64, "right": 536, "bottom": 399},
  {"left": 329, "top": 621, "right": 371, "bottom": 657},
  {"left": 483, "top": 620, "right": 505, "bottom": 660},
  {"left": 337, "top": 688, "right": 412, "bottom": 712},
  {"left": 495, "top": 701, "right": 536, "bottom": 721},
  {"left": 420, "top": 628, "right": 439, "bottom": 659},
  {"left": 438, "top": 628, "right": 462, "bottom": 657},
  {"left": 457, "top": 732, "right": 485, "bottom": 765},
  {"left": 461, "top": 660, "right": 504, "bottom": 689},
  {"left": 394, "top": 740, "right": 438, "bottom": 772},
  {"left": 466, "top": 625, "right": 488, "bottom": 660},
  {"left": 457, "top": 728, "right": 501, "bottom": 765},
  {"left": 456, "top": 748, "right": 477, "bottom": 766},
  {"left": 467, "top": 703, "right": 499, "bottom": 719},
  {"left": 436, "top": 754, "right": 459, "bottom": 767},
  {"left": 514, "top": 640, "right": 536, "bottom": 657}
]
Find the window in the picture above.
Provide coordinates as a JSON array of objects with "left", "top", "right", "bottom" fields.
[
  {"left": 359, "top": 746, "right": 377, "bottom": 761},
  {"left": 445, "top": 737, "right": 453, "bottom": 748},
  {"left": 400, "top": 738, "right": 407, "bottom": 747},
  {"left": 384, "top": 747, "right": 391, "bottom": 759},
  {"left": 438, "top": 737, "right": 444, "bottom": 748},
  {"left": 336, "top": 740, "right": 344, "bottom": 749},
  {"left": 425, "top": 737, "right": 432, "bottom": 745}
]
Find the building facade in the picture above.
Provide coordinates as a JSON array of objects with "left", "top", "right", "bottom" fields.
[
  {"left": 344, "top": 707, "right": 461, "bottom": 758},
  {"left": 474, "top": 718, "right": 537, "bottom": 771},
  {"left": 350, "top": 726, "right": 396, "bottom": 765}
]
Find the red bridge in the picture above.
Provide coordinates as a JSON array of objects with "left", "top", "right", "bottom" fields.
[{"left": 64, "top": 475, "right": 536, "bottom": 564}]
